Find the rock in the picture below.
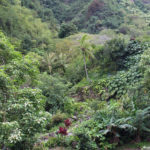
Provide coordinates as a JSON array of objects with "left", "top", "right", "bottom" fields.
[{"left": 72, "top": 115, "right": 77, "bottom": 121}]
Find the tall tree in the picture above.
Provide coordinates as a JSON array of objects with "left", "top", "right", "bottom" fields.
[{"left": 79, "top": 35, "right": 94, "bottom": 81}]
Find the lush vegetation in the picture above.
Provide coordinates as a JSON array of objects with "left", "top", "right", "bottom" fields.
[{"left": 0, "top": 0, "right": 150, "bottom": 150}]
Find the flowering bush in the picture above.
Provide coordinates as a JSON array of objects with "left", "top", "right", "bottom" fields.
[
  {"left": 0, "top": 47, "right": 51, "bottom": 149},
  {"left": 57, "top": 119, "right": 71, "bottom": 136},
  {"left": 58, "top": 127, "right": 68, "bottom": 135},
  {"left": 64, "top": 119, "right": 71, "bottom": 127}
]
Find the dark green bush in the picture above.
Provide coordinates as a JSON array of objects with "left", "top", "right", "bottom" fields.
[
  {"left": 76, "top": 132, "right": 98, "bottom": 150},
  {"left": 95, "top": 39, "right": 146, "bottom": 72},
  {"left": 58, "top": 23, "right": 78, "bottom": 38},
  {"left": 119, "top": 26, "right": 130, "bottom": 34},
  {"left": 100, "top": 38, "right": 126, "bottom": 71},
  {"left": 51, "top": 112, "right": 68, "bottom": 126},
  {"left": 38, "top": 73, "right": 70, "bottom": 113}
]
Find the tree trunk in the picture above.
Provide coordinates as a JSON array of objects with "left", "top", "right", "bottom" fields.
[{"left": 83, "top": 53, "right": 90, "bottom": 81}]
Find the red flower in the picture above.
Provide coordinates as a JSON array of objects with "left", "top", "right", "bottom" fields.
[
  {"left": 64, "top": 119, "right": 71, "bottom": 127},
  {"left": 58, "top": 127, "right": 68, "bottom": 135}
]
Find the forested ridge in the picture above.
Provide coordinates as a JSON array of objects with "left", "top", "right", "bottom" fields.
[{"left": 0, "top": 0, "right": 150, "bottom": 150}]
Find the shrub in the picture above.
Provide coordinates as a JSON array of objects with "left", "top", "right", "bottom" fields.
[
  {"left": 65, "top": 59, "right": 85, "bottom": 84},
  {"left": 134, "top": 107, "right": 150, "bottom": 140},
  {"left": 140, "top": 48, "right": 150, "bottom": 89},
  {"left": 45, "top": 137, "right": 58, "bottom": 148},
  {"left": 0, "top": 55, "right": 51, "bottom": 150},
  {"left": 0, "top": 84, "right": 49, "bottom": 149},
  {"left": 51, "top": 112, "right": 68, "bottom": 126},
  {"left": 119, "top": 26, "right": 130, "bottom": 34},
  {"left": 38, "top": 73, "right": 69, "bottom": 113},
  {"left": 96, "top": 39, "right": 147, "bottom": 72},
  {"left": 76, "top": 132, "right": 98, "bottom": 150},
  {"left": 58, "top": 23, "right": 78, "bottom": 38},
  {"left": 63, "top": 97, "right": 77, "bottom": 114},
  {"left": 45, "top": 136, "right": 66, "bottom": 148},
  {"left": 0, "top": 31, "right": 21, "bottom": 65},
  {"left": 100, "top": 38, "right": 126, "bottom": 71}
]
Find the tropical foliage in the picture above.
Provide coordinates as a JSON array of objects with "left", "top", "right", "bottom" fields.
[{"left": 0, "top": 0, "right": 150, "bottom": 150}]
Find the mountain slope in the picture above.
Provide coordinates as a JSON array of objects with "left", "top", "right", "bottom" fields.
[
  {"left": 39, "top": 0, "right": 150, "bottom": 33},
  {"left": 1, "top": 0, "right": 149, "bottom": 36}
]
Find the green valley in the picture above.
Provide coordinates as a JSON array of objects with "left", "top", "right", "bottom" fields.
[{"left": 0, "top": 0, "right": 150, "bottom": 150}]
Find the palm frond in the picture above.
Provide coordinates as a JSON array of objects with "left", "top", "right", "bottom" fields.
[{"left": 80, "top": 35, "right": 88, "bottom": 44}]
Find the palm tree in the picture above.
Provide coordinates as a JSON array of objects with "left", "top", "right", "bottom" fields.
[
  {"left": 55, "top": 53, "right": 68, "bottom": 74},
  {"left": 79, "top": 35, "right": 94, "bottom": 81},
  {"left": 43, "top": 52, "right": 68, "bottom": 74},
  {"left": 43, "top": 52, "right": 57, "bottom": 74}
]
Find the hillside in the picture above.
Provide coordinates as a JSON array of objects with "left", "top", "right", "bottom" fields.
[
  {"left": 40, "top": 0, "right": 150, "bottom": 33},
  {"left": 1, "top": 0, "right": 150, "bottom": 35},
  {"left": 0, "top": 0, "right": 150, "bottom": 150}
]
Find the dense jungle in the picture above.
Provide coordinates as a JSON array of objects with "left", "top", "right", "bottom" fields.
[{"left": 0, "top": 0, "right": 150, "bottom": 149}]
